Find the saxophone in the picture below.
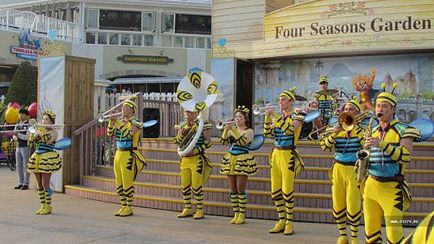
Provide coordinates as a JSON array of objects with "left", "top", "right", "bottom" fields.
[{"left": 355, "top": 116, "right": 374, "bottom": 183}]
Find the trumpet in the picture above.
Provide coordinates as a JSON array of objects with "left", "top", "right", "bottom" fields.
[
  {"left": 215, "top": 120, "right": 235, "bottom": 130},
  {"left": 29, "top": 123, "right": 65, "bottom": 134},
  {"left": 308, "top": 110, "right": 371, "bottom": 140},
  {"left": 252, "top": 104, "right": 279, "bottom": 115},
  {"left": 98, "top": 112, "right": 123, "bottom": 123}
]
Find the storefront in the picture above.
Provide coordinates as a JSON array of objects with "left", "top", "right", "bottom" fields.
[{"left": 211, "top": 0, "right": 434, "bottom": 129}]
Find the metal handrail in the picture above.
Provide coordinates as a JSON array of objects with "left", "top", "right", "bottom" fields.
[{"left": 0, "top": 8, "right": 82, "bottom": 42}]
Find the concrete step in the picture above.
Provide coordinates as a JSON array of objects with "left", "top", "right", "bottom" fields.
[{"left": 64, "top": 184, "right": 335, "bottom": 223}]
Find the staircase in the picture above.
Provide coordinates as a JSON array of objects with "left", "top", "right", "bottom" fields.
[{"left": 65, "top": 137, "right": 434, "bottom": 225}]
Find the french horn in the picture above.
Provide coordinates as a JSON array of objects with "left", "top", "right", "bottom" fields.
[{"left": 176, "top": 71, "right": 219, "bottom": 156}]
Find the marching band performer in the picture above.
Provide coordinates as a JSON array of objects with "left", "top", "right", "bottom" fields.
[
  {"left": 174, "top": 110, "right": 212, "bottom": 219},
  {"left": 320, "top": 98, "right": 364, "bottom": 244},
  {"left": 27, "top": 110, "right": 62, "bottom": 215},
  {"left": 219, "top": 105, "right": 258, "bottom": 224},
  {"left": 263, "top": 88, "right": 305, "bottom": 235},
  {"left": 363, "top": 84, "right": 420, "bottom": 244},
  {"left": 107, "top": 98, "right": 146, "bottom": 217},
  {"left": 313, "top": 75, "right": 338, "bottom": 126}
]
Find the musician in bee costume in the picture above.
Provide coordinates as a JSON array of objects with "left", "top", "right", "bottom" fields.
[
  {"left": 27, "top": 110, "right": 62, "bottom": 215},
  {"left": 320, "top": 98, "right": 364, "bottom": 244},
  {"left": 107, "top": 98, "right": 146, "bottom": 217},
  {"left": 363, "top": 83, "right": 420, "bottom": 244},
  {"left": 314, "top": 75, "right": 337, "bottom": 126},
  {"left": 220, "top": 105, "right": 258, "bottom": 224},
  {"left": 263, "top": 88, "right": 305, "bottom": 235},
  {"left": 174, "top": 110, "right": 212, "bottom": 219}
]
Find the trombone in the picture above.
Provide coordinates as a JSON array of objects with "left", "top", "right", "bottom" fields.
[
  {"left": 252, "top": 104, "right": 279, "bottom": 115},
  {"left": 215, "top": 120, "right": 235, "bottom": 130},
  {"left": 308, "top": 110, "right": 371, "bottom": 140},
  {"left": 97, "top": 92, "right": 140, "bottom": 123},
  {"left": 29, "top": 123, "right": 65, "bottom": 134}
]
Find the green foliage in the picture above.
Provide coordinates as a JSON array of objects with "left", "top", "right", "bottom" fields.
[
  {"left": 400, "top": 90, "right": 411, "bottom": 100},
  {"left": 422, "top": 90, "right": 434, "bottom": 100},
  {"left": 4, "top": 61, "right": 37, "bottom": 107}
]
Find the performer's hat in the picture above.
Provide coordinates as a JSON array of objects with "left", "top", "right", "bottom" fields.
[
  {"left": 43, "top": 109, "right": 56, "bottom": 120},
  {"left": 376, "top": 82, "right": 398, "bottom": 107},
  {"left": 345, "top": 96, "right": 361, "bottom": 112},
  {"left": 319, "top": 75, "right": 328, "bottom": 84},
  {"left": 279, "top": 87, "right": 296, "bottom": 101},
  {"left": 234, "top": 105, "right": 249, "bottom": 115},
  {"left": 123, "top": 97, "right": 137, "bottom": 109}
]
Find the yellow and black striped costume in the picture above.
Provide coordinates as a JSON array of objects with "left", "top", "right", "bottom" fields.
[
  {"left": 402, "top": 210, "right": 434, "bottom": 244},
  {"left": 264, "top": 112, "right": 304, "bottom": 234},
  {"left": 320, "top": 125, "right": 364, "bottom": 242},
  {"left": 314, "top": 92, "right": 335, "bottom": 125},
  {"left": 220, "top": 127, "right": 258, "bottom": 175},
  {"left": 363, "top": 118, "right": 420, "bottom": 244},
  {"left": 27, "top": 128, "right": 62, "bottom": 173},
  {"left": 107, "top": 117, "right": 146, "bottom": 216},
  {"left": 174, "top": 120, "right": 212, "bottom": 218}
]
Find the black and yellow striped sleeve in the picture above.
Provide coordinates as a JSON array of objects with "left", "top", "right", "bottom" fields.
[
  {"left": 378, "top": 141, "right": 411, "bottom": 164},
  {"left": 402, "top": 126, "right": 421, "bottom": 141},
  {"left": 219, "top": 128, "right": 230, "bottom": 145},
  {"left": 118, "top": 121, "right": 133, "bottom": 138},
  {"left": 192, "top": 138, "right": 212, "bottom": 155},
  {"left": 280, "top": 116, "right": 294, "bottom": 136},
  {"left": 263, "top": 115, "right": 273, "bottom": 138},
  {"left": 107, "top": 120, "right": 116, "bottom": 136}
]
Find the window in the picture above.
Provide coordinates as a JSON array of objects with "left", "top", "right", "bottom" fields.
[
  {"left": 86, "top": 32, "right": 96, "bottom": 44},
  {"left": 109, "top": 33, "right": 119, "bottom": 45},
  {"left": 142, "top": 12, "right": 153, "bottom": 32},
  {"left": 87, "top": 9, "right": 98, "bottom": 29},
  {"left": 121, "top": 34, "right": 130, "bottom": 45},
  {"left": 185, "top": 36, "right": 194, "bottom": 48},
  {"left": 162, "top": 13, "right": 174, "bottom": 33},
  {"left": 206, "top": 37, "right": 211, "bottom": 49},
  {"left": 132, "top": 34, "right": 142, "bottom": 46},
  {"left": 98, "top": 32, "right": 107, "bottom": 44},
  {"left": 144, "top": 35, "right": 153, "bottom": 46},
  {"left": 175, "top": 14, "right": 211, "bottom": 35},
  {"left": 99, "top": 10, "right": 141, "bottom": 31},
  {"left": 162, "top": 35, "right": 171, "bottom": 47},
  {"left": 174, "top": 36, "right": 183, "bottom": 48},
  {"left": 197, "top": 37, "right": 205, "bottom": 49}
]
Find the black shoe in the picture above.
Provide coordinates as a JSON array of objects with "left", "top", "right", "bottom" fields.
[
  {"left": 14, "top": 185, "right": 23, "bottom": 189},
  {"left": 21, "top": 185, "right": 29, "bottom": 190}
]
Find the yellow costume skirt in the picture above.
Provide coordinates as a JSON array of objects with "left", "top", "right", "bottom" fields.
[
  {"left": 220, "top": 152, "right": 258, "bottom": 176},
  {"left": 28, "top": 151, "right": 62, "bottom": 173}
]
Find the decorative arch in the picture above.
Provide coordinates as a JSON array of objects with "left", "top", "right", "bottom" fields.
[{"left": 101, "top": 69, "right": 182, "bottom": 80}]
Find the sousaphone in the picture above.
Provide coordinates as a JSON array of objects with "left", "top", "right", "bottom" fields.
[{"left": 176, "top": 71, "right": 219, "bottom": 156}]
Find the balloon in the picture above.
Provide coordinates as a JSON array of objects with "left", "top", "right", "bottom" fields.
[
  {"left": 5, "top": 107, "right": 19, "bottom": 124},
  {"left": 7, "top": 102, "right": 20, "bottom": 109},
  {"left": 28, "top": 102, "right": 37, "bottom": 118}
]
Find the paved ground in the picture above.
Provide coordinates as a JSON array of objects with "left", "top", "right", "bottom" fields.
[{"left": 0, "top": 166, "right": 414, "bottom": 244}]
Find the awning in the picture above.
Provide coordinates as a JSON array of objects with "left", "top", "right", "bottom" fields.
[{"left": 112, "top": 77, "right": 183, "bottom": 85}]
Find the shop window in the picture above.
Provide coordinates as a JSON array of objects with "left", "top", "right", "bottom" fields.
[
  {"left": 86, "top": 32, "right": 96, "bottom": 44},
  {"left": 100, "top": 10, "right": 141, "bottom": 31},
  {"left": 142, "top": 12, "right": 153, "bottom": 32},
  {"left": 121, "top": 34, "right": 131, "bottom": 45},
  {"left": 206, "top": 37, "right": 211, "bottom": 49},
  {"left": 144, "top": 35, "right": 153, "bottom": 46},
  {"left": 109, "top": 33, "right": 119, "bottom": 45},
  {"left": 197, "top": 37, "right": 205, "bottom": 49},
  {"left": 132, "top": 34, "right": 142, "bottom": 46},
  {"left": 87, "top": 9, "right": 98, "bottom": 29},
  {"left": 174, "top": 36, "right": 183, "bottom": 48},
  {"left": 184, "top": 36, "right": 194, "bottom": 48},
  {"left": 162, "top": 13, "right": 174, "bottom": 33},
  {"left": 162, "top": 35, "right": 171, "bottom": 47},
  {"left": 98, "top": 32, "right": 107, "bottom": 44},
  {"left": 175, "top": 14, "right": 211, "bottom": 35}
]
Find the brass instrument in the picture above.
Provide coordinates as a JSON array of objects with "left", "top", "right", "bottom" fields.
[
  {"left": 252, "top": 104, "right": 279, "bottom": 116},
  {"left": 308, "top": 110, "right": 371, "bottom": 140},
  {"left": 97, "top": 92, "right": 140, "bottom": 123},
  {"left": 98, "top": 112, "right": 123, "bottom": 123},
  {"left": 355, "top": 116, "right": 374, "bottom": 183},
  {"left": 215, "top": 120, "right": 235, "bottom": 130}
]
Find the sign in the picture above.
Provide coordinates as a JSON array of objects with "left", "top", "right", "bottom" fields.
[
  {"left": 10, "top": 30, "right": 42, "bottom": 60},
  {"left": 117, "top": 55, "right": 173, "bottom": 64},
  {"left": 251, "top": 0, "right": 434, "bottom": 58},
  {"left": 212, "top": 38, "right": 236, "bottom": 58}
]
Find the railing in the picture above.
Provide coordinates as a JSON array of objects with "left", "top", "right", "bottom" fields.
[{"left": 0, "top": 8, "right": 82, "bottom": 43}]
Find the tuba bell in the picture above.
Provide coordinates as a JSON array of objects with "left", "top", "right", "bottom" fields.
[{"left": 176, "top": 71, "right": 219, "bottom": 157}]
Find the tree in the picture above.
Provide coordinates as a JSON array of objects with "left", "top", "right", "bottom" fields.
[{"left": 4, "top": 61, "right": 37, "bottom": 106}]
